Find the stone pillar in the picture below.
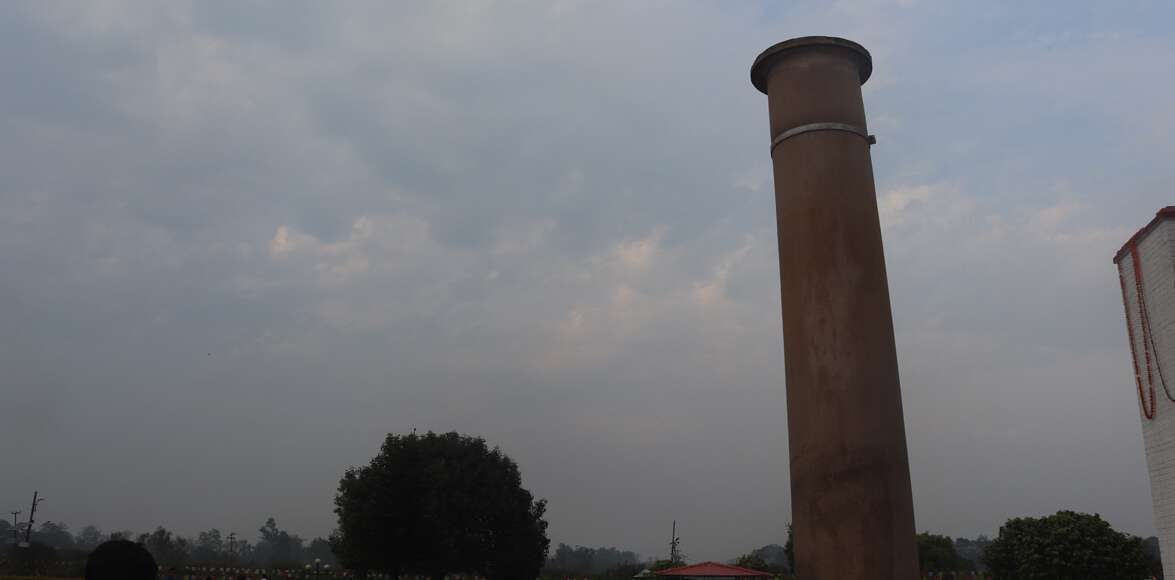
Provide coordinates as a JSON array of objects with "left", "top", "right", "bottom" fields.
[{"left": 750, "top": 36, "right": 919, "bottom": 580}]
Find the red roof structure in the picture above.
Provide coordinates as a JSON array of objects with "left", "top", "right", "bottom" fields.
[{"left": 653, "top": 562, "right": 772, "bottom": 578}]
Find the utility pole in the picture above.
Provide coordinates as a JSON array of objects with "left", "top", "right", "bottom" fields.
[
  {"left": 228, "top": 532, "right": 237, "bottom": 560},
  {"left": 669, "top": 520, "right": 681, "bottom": 564},
  {"left": 23, "top": 491, "right": 44, "bottom": 545},
  {"left": 8, "top": 510, "right": 20, "bottom": 545}
]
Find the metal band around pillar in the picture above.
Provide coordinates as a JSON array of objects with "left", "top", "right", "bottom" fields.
[{"left": 770, "top": 122, "right": 876, "bottom": 154}]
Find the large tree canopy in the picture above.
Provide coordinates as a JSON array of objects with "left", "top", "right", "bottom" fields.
[
  {"left": 983, "top": 511, "right": 1148, "bottom": 580},
  {"left": 333, "top": 431, "right": 549, "bottom": 579}
]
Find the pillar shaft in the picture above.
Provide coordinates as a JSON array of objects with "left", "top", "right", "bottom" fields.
[{"left": 751, "top": 37, "right": 918, "bottom": 580}]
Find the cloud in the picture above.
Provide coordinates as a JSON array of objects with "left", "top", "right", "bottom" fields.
[
  {"left": 878, "top": 184, "right": 936, "bottom": 229},
  {"left": 538, "top": 226, "right": 766, "bottom": 371},
  {"left": 612, "top": 228, "right": 664, "bottom": 272}
]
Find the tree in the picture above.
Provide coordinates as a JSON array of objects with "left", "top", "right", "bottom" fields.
[
  {"left": 234, "top": 538, "right": 256, "bottom": 563},
  {"left": 137, "top": 526, "right": 190, "bottom": 568},
  {"left": 954, "top": 536, "right": 991, "bottom": 572},
  {"left": 334, "top": 431, "right": 550, "bottom": 579},
  {"left": 1142, "top": 536, "right": 1162, "bottom": 579},
  {"left": 734, "top": 553, "right": 773, "bottom": 572},
  {"left": 983, "top": 511, "right": 1148, "bottom": 580},
  {"left": 305, "top": 537, "right": 336, "bottom": 566},
  {"left": 917, "top": 532, "right": 970, "bottom": 573},
  {"left": 784, "top": 524, "right": 794, "bottom": 573},
  {"left": 545, "top": 544, "right": 639, "bottom": 575},
  {"left": 256, "top": 518, "right": 303, "bottom": 567},
  {"left": 547, "top": 543, "right": 594, "bottom": 574},
  {"left": 192, "top": 528, "right": 225, "bottom": 563},
  {"left": 650, "top": 559, "right": 681, "bottom": 571},
  {"left": 33, "top": 521, "right": 75, "bottom": 549},
  {"left": 745, "top": 544, "right": 789, "bottom": 573},
  {"left": 109, "top": 530, "right": 135, "bottom": 541},
  {"left": 77, "top": 526, "right": 106, "bottom": 551}
]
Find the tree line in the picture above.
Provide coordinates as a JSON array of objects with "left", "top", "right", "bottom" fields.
[
  {"left": 728, "top": 512, "right": 1161, "bottom": 580},
  {"left": 1, "top": 516, "right": 335, "bottom": 576},
  {"left": 544, "top": 513, "right": 1163, "bottom": 580},
  {"left": 541, "top": 544, "right": 643, "bottom": 578},
  {"left": 3, "top": 431, "right": 1166, "bottom": 580}
]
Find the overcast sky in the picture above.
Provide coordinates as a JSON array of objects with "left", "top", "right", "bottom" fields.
[{"left": 3, "top": 0, "right": 1175, "bottom": 562}]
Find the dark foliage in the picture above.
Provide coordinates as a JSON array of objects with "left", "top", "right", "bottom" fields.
[
  {"left": 6, "top": 541, "right": 60, "bottom": 577},
  {"left": 543, "top": 561, "right": 645, "bottom": 579},
  {"left": 545, "top": 543, "right": 640, "bottom": 576},
  {"left": 733, "top": 552, "right": 774, "bottom": 572},
  {"left": 744, "top": 543, "right": 789, "bottom": 573},
  {"left": 983, "top": 511, "right": 1148, "bottom": 580},
  {"left": 85, "top": 539, "right": 158, "bottom": 580},
  {"left": 256, "top": 517, "right": 304, "bottom": 567},
  {"left": 600, "top": 562, "right": 647, "bottom": 578},
  {"left": 35, "top": 521, "right": 75, "bottom": 549},
  {"left": 333, "top": 431, "right": 550, "bottom": 579},
  {"left": 1142, "top": 536, "right": 1162, "bottom": 579},
  {"left": 137, "top": 526, "right": 190, "bottom": 568},
  {"left": 954, "top": 536, "right": 991, "bottom": 572},
  {"left": 650, "top": 559, "right": 683, "bottom": 571},
  {"left": 304, "top": 536, "right": 336, "bottom": 566},
  {"left": 784, "top": 524, "right": 794, "bottom": 573},
  {"left": 77, "top": 525, "right": 107, "bottom": 551},
  {"left": 1, "top": 517, "right": 336, "bottom": 573},
  {"left": 917, "top": 532, "right": 971, "bottom": 573}
]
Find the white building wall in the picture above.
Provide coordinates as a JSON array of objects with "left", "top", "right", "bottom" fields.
[{"left": 1119, "top": 218, "right": 1175, "bottom": 577}]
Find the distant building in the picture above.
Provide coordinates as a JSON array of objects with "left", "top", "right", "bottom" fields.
[
  {"left": 652, "top": 562, "right": 771, "bottom": 579},
  {"left": 1116, "top": 206, "right": 1175, "bottom": 578}
]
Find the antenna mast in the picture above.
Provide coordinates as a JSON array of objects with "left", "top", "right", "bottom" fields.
[{"left": 669, "top": 520, "right": 681, "bottom": 564}]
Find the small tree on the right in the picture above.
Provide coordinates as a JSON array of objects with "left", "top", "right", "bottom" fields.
[{"left": 983, "top": 510, "right": 1148, "bottom": 580}]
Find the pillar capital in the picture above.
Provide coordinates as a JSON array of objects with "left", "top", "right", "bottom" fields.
[{"left": 750, "top": 36, "right": 872, "bottom": 94}]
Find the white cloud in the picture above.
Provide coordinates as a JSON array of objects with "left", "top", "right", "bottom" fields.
[
  {"left": 611, "top": 228, "right": 664, "bottom": 271},
  {"left": 693, "top": 235, "right": 755, "bottom": 308},
  {"left": 878, "top": 184, "right": 936, "bottom": 229},
  {"left": 266, "top": 215, "right": 440, "bottom": 287},
  {"left": 877, "top": 183, "right": 975, "bottom": 232}
]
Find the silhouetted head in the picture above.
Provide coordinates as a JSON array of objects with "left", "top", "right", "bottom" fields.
[{"left": 85, "top": 539, "right": 158, "bottom": 580}]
